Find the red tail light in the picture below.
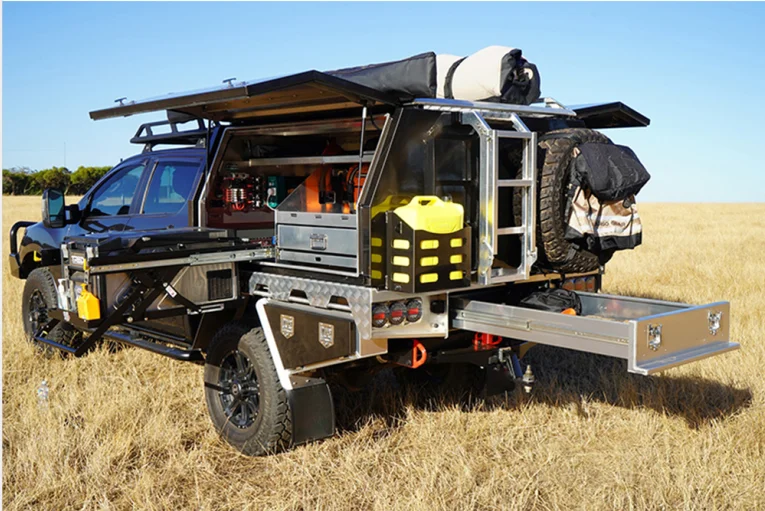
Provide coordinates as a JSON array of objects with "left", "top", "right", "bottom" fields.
[
  {"left": 372, "top": 304, "right": 389, "bottom": 328},
  {"left": 389, "top": 301, "right": 406, "bottom": 326},
  {"left": 406, "top": 299, "right": 423, "bottom": 323}
]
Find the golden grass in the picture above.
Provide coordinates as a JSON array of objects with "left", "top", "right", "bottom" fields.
[{"left": 3, "top": 196, "right": 764, "bottom": 510}]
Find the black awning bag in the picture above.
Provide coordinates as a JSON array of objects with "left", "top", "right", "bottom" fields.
[
  {"left": 327, "top": 52, "right": 437, "bottom": 102},
  {"left": 572, "top": 143, "right": 651, "bottom": 202}
]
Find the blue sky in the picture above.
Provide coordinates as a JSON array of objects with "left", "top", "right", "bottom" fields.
[{"left": 3, "top": 2, "right": 764, "bottom": 202}]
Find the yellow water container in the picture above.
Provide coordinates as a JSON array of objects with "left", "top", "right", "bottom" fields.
[
  {"left": 371, "top": 195, "right": 411, "bottom": 220},
  {"left": 393, "top": 196, "right": 463, "bottom": 234},
  {"left": 76, "top": 284, "right": 101, "bottom": 321}
]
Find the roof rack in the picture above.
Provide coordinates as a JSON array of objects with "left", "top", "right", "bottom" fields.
[{"left": 130, "top": 118, "right": 207, "bottom": 152}]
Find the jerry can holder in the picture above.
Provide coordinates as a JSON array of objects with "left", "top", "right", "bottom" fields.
[{"left": 384, "top": 211, "right": 472, "bottom": 293}]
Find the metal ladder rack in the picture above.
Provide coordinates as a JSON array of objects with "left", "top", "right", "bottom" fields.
[{"left": 460, "top": 111, "right": 538, "bottom": 285}]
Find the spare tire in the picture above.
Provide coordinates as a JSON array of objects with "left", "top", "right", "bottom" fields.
[{"left": 514, "top": 128, "right": 612, "bottom": 273}]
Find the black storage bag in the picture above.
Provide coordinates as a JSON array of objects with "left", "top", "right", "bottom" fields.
[
  {"left": 572, "top": 143, "right": 651, "bottom": 202},
  {"left": 519, "top": 289, "right": 582, "bottom": 315}
]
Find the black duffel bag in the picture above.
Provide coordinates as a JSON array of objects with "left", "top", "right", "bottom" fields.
[
  {"left": 519, "top": 288, "right": 582, "bottom": 315},
  {"left": 572, "top": 143, "right": 651, "bottom": 202}
]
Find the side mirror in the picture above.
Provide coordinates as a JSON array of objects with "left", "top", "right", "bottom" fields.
[{"left": 42, "top": 188, "right": 66, "bottom": 228}]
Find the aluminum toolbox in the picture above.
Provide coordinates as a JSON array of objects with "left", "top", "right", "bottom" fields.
[
  {"left": 277, "top": 224, "right": 357, "bottom": 256},
  {"left": 451, "top": 292, "right": 739, "bottom": 375}
]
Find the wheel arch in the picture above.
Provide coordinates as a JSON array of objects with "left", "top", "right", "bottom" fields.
[{"left": 191, "top": 298, "right": 261, "bottom": 352}]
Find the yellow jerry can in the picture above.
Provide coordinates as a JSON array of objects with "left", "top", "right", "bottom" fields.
[
  {"left": 393, "top": 196, "right": 464, "bottom": 234},
  {"left": 76, "top": 284, "right": 101, "bottom": 321}
]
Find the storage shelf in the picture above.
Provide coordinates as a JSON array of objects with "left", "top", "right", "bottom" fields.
[{"left": 244, "top": 154, "right": 374, "bottom": 167}]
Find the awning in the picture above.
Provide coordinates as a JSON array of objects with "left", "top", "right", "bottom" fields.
[{"left": 90, "top": 71, "right": 399, "bottom": 122}]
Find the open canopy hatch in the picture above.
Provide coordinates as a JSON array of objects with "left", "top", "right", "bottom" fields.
[
  {"left": 90, "top": 69, "right": 650, "bottom": 130},
  {"left": 89, "top": 71, "right": 399, "bottom": 122},
  {"left": 572, "top": 101, "right": 650, "bottom": 129}
]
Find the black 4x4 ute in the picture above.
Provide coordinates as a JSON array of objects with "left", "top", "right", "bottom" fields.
[{"left": 8, "top": 64, "right": 738, "bottom": 456}]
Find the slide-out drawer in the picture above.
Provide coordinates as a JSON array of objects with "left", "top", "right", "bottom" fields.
[
  {"left": 451, "top": 292, "right": 739, "bottom": 375},
  {"left": 277, "top": 224, "right": 357, "bottom": 256}
]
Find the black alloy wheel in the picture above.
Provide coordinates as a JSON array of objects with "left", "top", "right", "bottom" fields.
[
  {"left": 214, "top": 350, "right": 261, "bottom": 429},
  {"left": 204, "top": 322, "right": 292, "bottom": 456},
  {"left": 27, "top": 289, "right": 50, "bottom": 339},
  {"left": 22, "top": 268, "right": 83, "bottom": 357}
]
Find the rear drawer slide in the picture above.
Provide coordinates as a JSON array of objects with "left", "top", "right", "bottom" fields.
[{"left": 451, "top": 292, "right": 739, "bottom": 375}]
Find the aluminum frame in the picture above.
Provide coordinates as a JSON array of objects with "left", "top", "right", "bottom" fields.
[
  {"left": 408, "top": 98, "right": 577, "bottom": 120},
  {"left": 460, "top": 111, "right": 538, "bottom": 285},
  {"left": 85, "top": 247, "right": 274, "bottom": 274}
]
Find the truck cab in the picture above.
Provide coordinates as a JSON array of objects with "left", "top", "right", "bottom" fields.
[
  {"left": 10, "top": 147, "right": 207, "bottom": 279},
  {"left": 9, "top": 145, "right": 209, "bottom": 340}
]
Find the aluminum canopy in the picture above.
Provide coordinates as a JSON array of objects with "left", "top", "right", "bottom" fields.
[{"left": 89, "top": 71, "right": 399, "bottom": 122}]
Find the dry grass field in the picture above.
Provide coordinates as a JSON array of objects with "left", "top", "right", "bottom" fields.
[{"left": 2, "top": 196, "right": 764, "bottom": 510}]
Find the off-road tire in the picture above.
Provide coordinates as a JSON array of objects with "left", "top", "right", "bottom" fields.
[
  {"left": 22, "top": 268, "right": 82, "bottom": 356},
  {"left": 514, "top": 128, "right": 612, "bottom": 273},
  {"left": 204, "top": 322, "right": 292, "bottom": 456}
]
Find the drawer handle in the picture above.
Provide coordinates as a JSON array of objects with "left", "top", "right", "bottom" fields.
[
  {"left": 648, "top": 324, "right": 662, "bottom": 351},
  {"left": 310, "top": 234, "right": 328, "bottom": 251}
]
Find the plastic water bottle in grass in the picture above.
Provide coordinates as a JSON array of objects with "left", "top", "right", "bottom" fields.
[{"left": 37, "top": 380, "right": 49, "bottom": 408}]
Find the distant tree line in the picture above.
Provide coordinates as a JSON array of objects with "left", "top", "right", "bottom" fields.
[{"left": 2, "top": 166, "right": 112, "bottom": 195}]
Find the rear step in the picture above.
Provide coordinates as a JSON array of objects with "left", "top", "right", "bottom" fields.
[{"left": 451, "top": 292, "right": 739, "bottom": 375}]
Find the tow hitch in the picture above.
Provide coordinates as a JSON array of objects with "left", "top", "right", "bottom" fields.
[{"left": 386, "top": 337, "right": 532, "bottom": 396}]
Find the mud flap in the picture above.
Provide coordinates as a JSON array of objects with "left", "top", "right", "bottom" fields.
[{"left": 288, "top": 377, "right": 336, "bottom": 446}]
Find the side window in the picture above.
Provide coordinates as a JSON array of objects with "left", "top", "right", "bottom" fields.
[
  {"left": 89, "top": 163, "right": 146, "bottom": 217},
  {"left": 141, "top": 161, "right": 202, "bottom": 215}
]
